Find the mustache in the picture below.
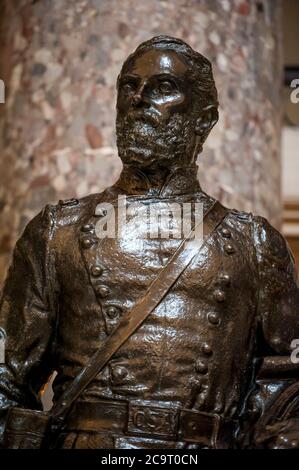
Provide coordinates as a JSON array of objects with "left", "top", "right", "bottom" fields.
[{"left": 126, "top": 109, "right": 162, "bottom": 128}]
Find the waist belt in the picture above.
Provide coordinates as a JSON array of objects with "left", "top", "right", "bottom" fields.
[{"left": 65, "top": 399, "right": 237, "bottom": 449}]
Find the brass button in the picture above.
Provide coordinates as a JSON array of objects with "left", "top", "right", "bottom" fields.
[
  {"left": 81, "top": 224, "right": 94, "bottom": 232},
  {"left": 225, "top": 244, "right": 235, "bottom": 254},
  {"left": 195, "top": 360, "right": 208, "bottom": 374},
  {"left": 81, "top": 238, "right": 94, "bottom": 249},
  {"left": 219, "top": 273, "right": 230, "bottom": 285},
  {"left": 106, "top": 306, "right": 118, "bottom": 319},
  {"left": 111, "top": 365, "right": 128, "bottom": 381},
  {"left": 91, "top": 265, "right": 103, "bottom": 277},
  {"left": 221, "top": 227, "right": 231, "bottom": 238},
  {"left": 189, "top": 377, "right": 202, "bottom": 390},
  {"left": 214, "top": 289, "right": 225, "bottom": 302},
  {"left": 96, "top": 285, "right": 110, "bottom": 298},
  {"left": 201, "top": 342, "right": 213, "bottom": 355},
  {"left": 208, "top": 312, "right": 220, "bottom": 325}
]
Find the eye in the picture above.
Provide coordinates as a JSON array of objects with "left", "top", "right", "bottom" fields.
[
  {"left": 158, "top": 80, "right": 176, "bottom": 94},
  {"left": 120, "top": 81, "right": 136, "bottom": 94}
]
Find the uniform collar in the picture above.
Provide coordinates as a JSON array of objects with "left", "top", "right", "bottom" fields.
[{"left": 113, "top": 164, "right": 202, "bottom": 197}]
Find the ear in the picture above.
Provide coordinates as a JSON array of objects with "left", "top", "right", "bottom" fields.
[{"left": 195, "top": 105, "right": 219, "bottom": 137}]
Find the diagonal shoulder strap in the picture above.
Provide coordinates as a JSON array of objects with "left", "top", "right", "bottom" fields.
[{"left": 51, "top": 200, "right": 227, "bottom": 422}]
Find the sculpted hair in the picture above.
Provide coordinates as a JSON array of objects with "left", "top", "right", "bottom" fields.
[{"left": 120, "top": 35, "right": 219, "bottom": 115}]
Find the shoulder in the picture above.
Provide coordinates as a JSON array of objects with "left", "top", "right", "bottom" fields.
[
  {"left": 198, "top": 192, "right": 254, "bottom": 230},
  {"left": 18, "top": 203, "right": 57, "bottom": 249},
  {"left": 217, "top": 204, "right": 254, "bottom": 242},
  {"left": 48, "top": 188, "right": 118, "bottom": 229},
  {"left": 54, "top": 193, "right": 101, "bottom": 228},
  {"left": 250, "top": 215, "right": 298, "bottom": 285},
  {"left": 220, "top": 206, "right": 288, "bottom": 255},
  {"left": 226, "top": 207, "right": 254, "bottom": 226},
  {"left": 19, "top": 189, "right": 116, "bottom": 245},
  {"left": 214, "top": 204, "right": 294, "bottom": 265},
  {"left": 251, "top": 214, "right": 292, "bottom": 263}
]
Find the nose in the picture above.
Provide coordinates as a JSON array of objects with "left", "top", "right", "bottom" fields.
[
  {"left": 131, "top": 81, "right": 149, "bottom": 107},
  {"left": 131, "top": 94, "right": 142, "bottom": 106}
]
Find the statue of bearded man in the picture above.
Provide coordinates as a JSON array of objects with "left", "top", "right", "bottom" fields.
[{"left": 1, "top": 36, "right": 299, "bottom": 449}]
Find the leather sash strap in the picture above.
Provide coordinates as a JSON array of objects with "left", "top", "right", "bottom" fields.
[{"left": 51, "top": 200, "right": 227, "bottom": 424}]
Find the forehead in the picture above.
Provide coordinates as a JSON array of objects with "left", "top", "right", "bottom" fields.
[{"left": 122, "top": 48, "right": 189, "bottom": 78}]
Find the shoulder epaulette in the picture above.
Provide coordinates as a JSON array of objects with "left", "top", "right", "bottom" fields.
[
  {"left": 58, "top": 198, "right": 79, "bottom": 208},
  {"left": 230, "top": 208, "right": 253, "bottom": 221}
]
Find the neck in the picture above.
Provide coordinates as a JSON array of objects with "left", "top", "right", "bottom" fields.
[
  {"left": 114, "top": 162, "right": 201, "bottom": 197},
  {"left": 134, "top": 165, "right": 173, "bottom": 188}
]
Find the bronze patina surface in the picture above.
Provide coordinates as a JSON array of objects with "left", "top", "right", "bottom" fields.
[{"left": 0, "top": 36, "right": 299, "bottom": 449}]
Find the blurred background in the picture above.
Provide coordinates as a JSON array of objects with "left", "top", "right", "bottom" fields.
[{"left": 0, "top": 0, "right": 298, "bottom": 289}]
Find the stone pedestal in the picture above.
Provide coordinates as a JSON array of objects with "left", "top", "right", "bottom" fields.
[{"left": 0, "top": 0, "right": 282, "bottom": 285}]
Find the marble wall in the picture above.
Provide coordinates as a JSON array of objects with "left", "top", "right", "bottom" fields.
[{"left": 0, "top": 0, "right": 282, "bottom": 286}]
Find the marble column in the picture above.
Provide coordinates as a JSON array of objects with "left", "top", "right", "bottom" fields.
[{"left": 0, "top": 0, "right": 282, "bottom": 286}]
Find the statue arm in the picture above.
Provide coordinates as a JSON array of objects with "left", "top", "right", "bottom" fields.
[
  {"left": 0, "top": 205, "right": 58, "bottom": 444},
  {"left": 254, "top": 215, "right": 299, "bottom": 355},
  {"left": 252, "top": 216, "right": 299, "bottom": 448}
]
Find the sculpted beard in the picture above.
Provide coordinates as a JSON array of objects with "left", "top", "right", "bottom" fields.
[{"left": 116, "top": 112, "right": 197, "bottom": 168}]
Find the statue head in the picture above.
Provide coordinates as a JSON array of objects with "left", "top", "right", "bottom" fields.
[{"left": 116, "top": 35, "right": 218, "bottom": 171}]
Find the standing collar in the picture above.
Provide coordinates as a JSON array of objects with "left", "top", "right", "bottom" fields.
[{"left": 113, "top": 164, "right": 202, "bottom": 197}]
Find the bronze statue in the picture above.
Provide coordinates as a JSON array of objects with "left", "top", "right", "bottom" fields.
[{"left": 1, "top": 36, "right": 299, "bottom": 449}]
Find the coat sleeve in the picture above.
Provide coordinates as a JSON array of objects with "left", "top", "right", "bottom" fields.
[
  {"left": 252, "top": 216, "right": 299, "bottom": 448},
  {"left": 0, "top": 204, "right": 58, "bottom": 444},
  {"left": 254, "top": 215, "right": 299, "bottom": 355}
]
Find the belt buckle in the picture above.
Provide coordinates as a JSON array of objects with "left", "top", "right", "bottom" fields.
[
  {"left": 179, "top": 409, "right": 221, "bottom": 447},
  {"left": 127, "top": 401, "right": 179, "bottom": 440}
]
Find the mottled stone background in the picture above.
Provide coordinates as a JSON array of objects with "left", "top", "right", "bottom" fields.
[{"left": 0, "top": 0, "right": 282, "bottom": 286}]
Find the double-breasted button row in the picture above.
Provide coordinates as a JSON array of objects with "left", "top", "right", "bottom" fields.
[
  {"left": 195, "top": 343, "right": 213, "bottom": 376},
  {"left": 220, "top": 226, "right": 236, "bottom": 254},
  {"left": 213, "top": 271, "right": 231, "bottom": 304},
  {"left": 89, "top": 262, "right": 122, "bottom": 322},
  {"left": 212, "top": 272, "right": 231, "bottom": 305},
  {"left": 80, "top": 223, "right": 97, "bottom": 249},
  {"left": 84, "top": 254, "right": 110, "bottom": 299},
  {"left": 88, "top": 263, "right": 110, "bottom": 298},
  {"left": 80, "top": 222, "right": 122, "bottom": 329},
  {"left": 90, "top": 262, "right": 122, "bottom": 322},
  {"left": 209, "top": 270, "right": 231, "bottom": 326}
]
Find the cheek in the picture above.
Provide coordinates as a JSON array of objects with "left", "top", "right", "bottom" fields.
[
  {"left": 116, "top": 92, "right": 131, "bottom": 113},
  {"left": 154, "top": 94, "right": 190, "bottom": 116}
]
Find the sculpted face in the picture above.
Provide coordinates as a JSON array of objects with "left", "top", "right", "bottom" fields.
[
  {"left": 116, "top": 48, "right": 199, "bottom": 169},
  {"left": 117, "top": 49, "right": 191, "bottom": 123}
]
